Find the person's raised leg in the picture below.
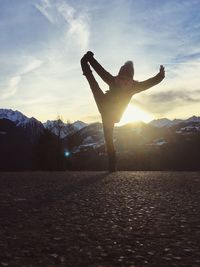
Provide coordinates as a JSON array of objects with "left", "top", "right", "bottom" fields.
[{"left": 81, "top": 55, "right": 105, "bottom": 113}]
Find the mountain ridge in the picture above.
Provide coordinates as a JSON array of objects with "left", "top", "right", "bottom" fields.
[
  {"left": 1, "top": 109, "right": 200, "bottom": 171},
  {"left": 0, "top": 109, "right": 200, "bottom": 139}
]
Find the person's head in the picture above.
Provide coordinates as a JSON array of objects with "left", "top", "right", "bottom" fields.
[{"left": 118, "top": 61, "right": 134, "bottom": 80}]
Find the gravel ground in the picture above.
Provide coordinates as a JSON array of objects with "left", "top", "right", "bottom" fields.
[{"left": 0, "top": 171, "right": 200, "bottom": 267}]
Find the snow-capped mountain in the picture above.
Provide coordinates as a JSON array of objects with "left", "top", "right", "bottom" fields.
[
  {"left": 73, "top": 121, "right": 87, "bottom": 131},
  {"left": 149, "top": 116, "right": 200, "bottom": 136},
  {"left": 0, "top": 109, "right": 44, "bottom": 143},
  {"left": 43, "top": 120, "right": 87, "bottom": 138},
  {"left": 150, "top": 116, "right": 200, "bottom": 129},
  {"left": 174, "top": 116, "right": 200, "bottom": 134},
  {"left": 0, "top": 108, "right": 43, "bottom": 126},
  {"left": 149, "top": 118, "right": 172, "bottom": 128},
  {"left": 185, "top": 116, "right": 200, "bottom": 123},
  {"left": 0, "top": 109, "right": 29, "bottom": 126},
  {"left": 0, "top": 109, "right": 87, "bottom": 139},
  {"left": 149, "top": 118, "right": 183, "bottom": 128},
  {"left": 1, "top": 108, "right": 199, "bottom": 141}
]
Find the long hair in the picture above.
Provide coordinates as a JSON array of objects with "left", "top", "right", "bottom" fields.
[{"left": 118, "top": 61, "right": 134, "bottom": 78}]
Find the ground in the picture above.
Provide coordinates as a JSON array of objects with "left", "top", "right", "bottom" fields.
[{"left": 0, "top": 171, "right": 200, "bottom": 267}]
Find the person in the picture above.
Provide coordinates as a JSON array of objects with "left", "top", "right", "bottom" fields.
[{"left": 80, "top": 51, "right": 165, "bottom": 172}]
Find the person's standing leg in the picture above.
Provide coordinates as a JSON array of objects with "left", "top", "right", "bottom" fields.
[{"left": 102, "top": 118, "right": 116, "bottom": 172}]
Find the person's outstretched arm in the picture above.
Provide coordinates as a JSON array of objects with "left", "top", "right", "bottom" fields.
[
  {"left": 86, "top": 51, "right": 115, "bottom": 86},
  {"left": 135, "top": 65, "right": 165, "bottom": 94}
]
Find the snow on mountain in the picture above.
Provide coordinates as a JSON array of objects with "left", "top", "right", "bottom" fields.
[
  {"left": 73, "top": 121, "right": 87, "bottom": 130},
  {"left": 1, "top": 108, "right": 199, "bottom": 140},
  {"left": 149, "top": 118, "right": 183, "bottom": 128},
  {"left": 150, "top": 116, "right": 200, "bottom": 132},
  {"left": 43, "top": 120, "right": 87, "bottom": 138},
  {"left": 0, "top": 109, "right": 44, "bottom": 129},
  {"left": 0, "top": 109, "right": 87, "bottom": 139},
  {"left": 0, "top": 109, "right": 44, "bottom": 143},
  {"left": 0, "top": 109, "right": 29, "bottom": 126},
  {"left": 43, "top": 120, "right": 55, "bottom": 129},
  {"left": 175, "top": 116, "right": 200, "bottom": 134},
  {"left": 185, "top": 116, "right": 200, "bottom": 123},
  {"left": 43, "top": 120, "right": 72, "bottom": 139},
  {"left": 149, "top": 118, "right": 172, "bottom": 128}
]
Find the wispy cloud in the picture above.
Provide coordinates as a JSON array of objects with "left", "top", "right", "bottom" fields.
[
  {"left": 21, "top": 58, "right": 43, "bottom": 75},
  {"left": 1, "top": 76, "right": 21, "bottom": 100},
  {"left": 57, "top": 1, "right": 90, "bottom": 50},
  {"left": 0, "top": 57, "right": 43, "bottom": 100},
  {"left": 34, "top": 0, "right": 90, "bottom": 51},
  {"left": 34, "top": 0, "right": 55, "bottom": 24}
]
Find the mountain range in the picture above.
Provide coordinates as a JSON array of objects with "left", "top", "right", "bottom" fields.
[
  {"left": 149, "top": 116, "right": 200, "bottom": 128},
  {"left": 1, "top": 108, "right": 200, "bottom": 138},
  {"left": 0, "top": 108, "right": 200, "bottom": 171}
]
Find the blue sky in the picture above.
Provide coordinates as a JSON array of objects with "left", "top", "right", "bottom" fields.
[{"left": 0, "top": 0, "right": 200, "bottom": 123}]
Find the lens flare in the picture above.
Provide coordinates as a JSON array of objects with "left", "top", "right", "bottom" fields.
[{"left": 64, "top": 151, "right": 70, "bottom": 157}]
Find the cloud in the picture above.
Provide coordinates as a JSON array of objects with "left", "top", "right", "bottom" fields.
[
  {"left": 0, "top": 57, "right": 43, "bottom": 100},
  {"left": 34, "top": 0, "right": 90, "bottom": 51},
  {"left": 34, "top": 0, "right": 55, "bottom": 24},
  {"left": 21, "top": 58, "right": 43, "bottom": 74},
  {"left": 148, "top": 90, "right": 200, "bottom": 104},
  {"left": 132, "top": 90, "right": 200, "bottom": 115},
  {"left": 57, "top": 1, "right": 90, "bottom": 50},
  {"left": 1, "top": 76, "right": 21, "bottom": 100}
]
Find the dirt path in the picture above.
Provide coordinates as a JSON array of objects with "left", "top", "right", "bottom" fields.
[{"left": 0, "top": 171, "right": 200, "bottom": 266}]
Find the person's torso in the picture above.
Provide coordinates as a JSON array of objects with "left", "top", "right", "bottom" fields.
[{"left": 103, "top": 78, "right": 137, "bottom": 122}]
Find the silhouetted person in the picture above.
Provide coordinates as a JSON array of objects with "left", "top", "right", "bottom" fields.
[{"left": 81, "top": 51, "right": 165, "bottom": 172}]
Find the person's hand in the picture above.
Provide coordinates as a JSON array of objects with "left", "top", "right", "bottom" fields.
[
  {"left": 80, "top": 51, "right": 94, "bottom": 63},
  {"left": 159, "top": 65, "right": 165, "bottom": 79}
]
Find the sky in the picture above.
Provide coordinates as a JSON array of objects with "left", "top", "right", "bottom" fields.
[{"left": 0, "top": 0, "right": 200, "bottom": 123}]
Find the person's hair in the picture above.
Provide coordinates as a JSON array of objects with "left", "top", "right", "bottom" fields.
[{"left": 118, "top": 61, "right": 134, "bottom": 78}]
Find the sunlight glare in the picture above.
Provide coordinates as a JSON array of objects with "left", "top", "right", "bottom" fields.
[{"left": 117, "top": 104, "right": 154, "bottom": 126}]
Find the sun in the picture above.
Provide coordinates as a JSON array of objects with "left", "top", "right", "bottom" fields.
[{"left": 116, "top": 104, "right": 154, "bottom": 126}]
